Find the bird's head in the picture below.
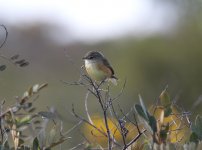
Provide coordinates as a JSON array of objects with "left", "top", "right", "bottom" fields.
[{"left": 83, "top": 51, "right": 104, "bottom": 61}]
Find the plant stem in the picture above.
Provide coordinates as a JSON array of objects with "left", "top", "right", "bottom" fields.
[{"left": 94, "top": 82, "right": 112, "bottom": 150}]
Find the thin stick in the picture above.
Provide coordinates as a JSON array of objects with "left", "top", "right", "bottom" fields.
[
  {"left": 71, "top": 104, "right": 107, "bottom": 137},
  {"left": 110, "top": 100, "right": 127, "bottom": 147},
  {"left": 61, "top": 120, "right": 83, "bottom": 136},
  {"left": 84, "top": 91, "right": 94, "bottom": 125},
  {"left": 122, "top": 129, "right": 146, "bottom": 150},
  {"left": 92, "top": 82, "right": 112, "bottom": 150},
  {"left": 111, "top": 78, "right": 127, "bottom": 102},
  {"left": 69, "top": 141, "right": 86, "bottom": 150},
  {"left": 0, "top": 25, "right": 8, "bottom": 49}
]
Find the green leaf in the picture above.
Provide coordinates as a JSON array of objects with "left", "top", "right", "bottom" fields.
[
  {"left": 33, "top": 137, "right": 40, "bottom": 150},
  {"left": 190, "top": 132, "right": 199, "bottom": 144},
  {"left": 164, "top": 107, "right": 172, "bottom": 117},
  {"left": 148, "top": 115, "right": 157, "bottom": 133},
  {"left": 4, "top": 141, "right": 10, "bottom": 150},
  {"left": 191, "top": 115, "right": 202, "bottom": 141},
  {"left": 159, "top": 88, "right": 171, "bottom": 108},
  {"left": 10, "top": 54, "right": 19, "bottom": 60},
  {"left": 0, "top": 65, "right": 6, "bottom": 71},
  {"left": 160, "top": 124, "right": 169, "bottom": 142},
  {"left": 21, "top": 83, "right": 48, "bottom": 101},
  {"left": 16, "top": 115, "right": 32, "bottom": 127},
  {"left": 135, "top": 104, "right": 149, "bottom": 122},
  {"left": 135, "top": 95, "right": 158, "bottom": 133},
  {"left": 0, "top": 141, "right": 10, "bottom": 150},
  {"left": 139, "top": 95, "right": 149, "bottom": 117}
]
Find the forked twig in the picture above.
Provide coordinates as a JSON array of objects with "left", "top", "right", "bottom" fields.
[
  {"left": 122, "top": 129, "right": 146, "bottom": 150},
  {"left": 71, "top": 104, "right": 107, "bottom": 137}
]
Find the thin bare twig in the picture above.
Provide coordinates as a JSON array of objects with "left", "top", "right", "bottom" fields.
[
  {"left": 92, "top": 83, "right": 112, "bottom": 150},
  {"left": 122, "top": 129, "right": 146, "bottom": 150},
  {"left": 110, "top": 100, "right": 127, "bottom": 147},
  {"left": 0, "top": 25, "right": 8, "bottom": 49},
  {"left": 118, "top": 106, "right": 147, "bottom": 149},
  {"left": 0, "top": 54, "right": 17, "bottom": 67},
  {"left": 61, "top": 75, "right": 98, "bottom": 99},
  {"left": 84, "top": 91, "right": 94, "bottom": 125},
  {"left": 119, "top": 107, "right": 137, "bottom": 128},
  {"left": 69, "top": 141, "right": 86, "bottom": 150},
  {"left": 111, "top": 78, "right": 127, "bottom": 102},
  {"left": 71, "top": 104, "right": 107, "bottom": 137},
  {"left": 61, "top": 120, "right": 83, "bottom": 137},
  {"left": 0, "top": 100, "right": 5, "bottom": 144}
]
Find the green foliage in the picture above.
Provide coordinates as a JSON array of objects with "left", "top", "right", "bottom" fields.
[
  {"left": 33, "top": 137, "right": 40, "bottom": 150},
  {"left": 148, "top": 115, "right": 157, "bottom": 133},
  {"left": 133, "top": 88, "right": 202, "bottom": 149},
  {"left": 0, "top": 83, "right": 70, "bottom": 150},
  {"left": 135, "top": 96, "right": 157, "bottom": 133},
  {"left": 2, "top": 79, "right": 201, "bottom": 149},
  {"left": 190, "top": 132, "right": 199, "bottom": 144},
  {"left": 190, "top": 115, "right": 202, "bottom": 144},
  {"left": 135, "top": 104, "right": 149, "bottom": 122},
  {"left": 164, "top": 107, "right": 172, "bottom": 117},
  {"left": 0, "top": 65, "right": 6, "bottom": 71}
]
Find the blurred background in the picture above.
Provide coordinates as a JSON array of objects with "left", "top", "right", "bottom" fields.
[{"left": 0, "top": 0, "right": 202, "bottom": 148}]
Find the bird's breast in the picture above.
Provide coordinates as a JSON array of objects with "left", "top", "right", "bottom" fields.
[{"left": 84, "top": 60, "right": 111, "bottom": 81}]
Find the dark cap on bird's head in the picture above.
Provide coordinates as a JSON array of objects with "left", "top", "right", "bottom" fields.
[{"left": 82, "top": 51, "right": 104, "bottom": 60}]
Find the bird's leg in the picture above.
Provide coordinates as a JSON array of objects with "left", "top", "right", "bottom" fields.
[
  {"left": 98, "top": 80, "right": 105, "bottom": 88},
  {"left": 98, "top": 80, "right": 109, "bottom": 92}
]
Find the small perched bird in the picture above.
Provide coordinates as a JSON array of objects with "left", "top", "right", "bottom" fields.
[{"left": 83, "top": 51, "right": 118, "bottom": 85}]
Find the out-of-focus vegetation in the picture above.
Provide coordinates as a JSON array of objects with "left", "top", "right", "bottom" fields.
[{"left": 0, "top": 83, "right": 72, "bottom": 150}]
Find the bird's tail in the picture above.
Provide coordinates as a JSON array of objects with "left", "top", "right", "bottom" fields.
[{"left": 108, "top": 76, "right": 118, "bottom": 85}]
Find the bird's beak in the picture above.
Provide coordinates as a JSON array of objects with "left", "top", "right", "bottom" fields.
[{"left": 82, "top": 56, "right": 87, "bottom": 60}]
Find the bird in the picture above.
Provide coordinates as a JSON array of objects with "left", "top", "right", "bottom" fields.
[{"left": 83, "top": 51, "right": 118, "bottom": 85}]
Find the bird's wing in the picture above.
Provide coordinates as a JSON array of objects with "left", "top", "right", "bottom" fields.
[{"left": 102, "top": 58, "right": 115, "bottom": 75}]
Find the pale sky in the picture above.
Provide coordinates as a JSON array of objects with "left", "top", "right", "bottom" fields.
[{"left": 0, "top": 0, "right": 179, "bottom": 42}]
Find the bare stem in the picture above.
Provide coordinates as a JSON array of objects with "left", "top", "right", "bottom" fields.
[
  {"left": 71, "top": 104, "right": 107, "bottom": 137},
  {"left": 93, "top": 82, "right": 112, "bottom": 150},
  {"left": 0, "top": 25, "right": 8, "bottom": 49},
  {"left": 122, "top": 129, "right": 146, "bottom": 150},
  {"left": 110, "top": 100, "right": 127, "bottom": 147}
]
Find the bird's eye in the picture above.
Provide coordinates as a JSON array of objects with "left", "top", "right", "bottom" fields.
[{"left": 89, "top": 56, "right": 94, "bottom": 59}]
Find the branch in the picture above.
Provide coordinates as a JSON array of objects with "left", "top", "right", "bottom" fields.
[
  {"left": 111, "top": 78, "right": 127, "bottom": 102},
  {"left": 122, "top": 129, "right": 146, "bottom": 150},
  {"left": 92, "top": 82, "right": 112, "bottom": 150},
  {"left": 71, "top": 104, "right": 107, "bottom": 137},
  {"left": 110, "top": 100, "right": 127, "bottom": 147},
  {"left": 84, "top": 91, "right": 94, "bottom": 125},
  {"left": 61, "top": 120, "right": 83, "bottom": 137},
  {"left": 0, "top": 25, "right": 8, "bottom": 49}
]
